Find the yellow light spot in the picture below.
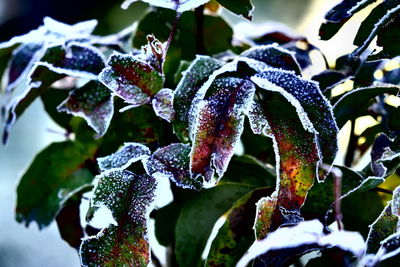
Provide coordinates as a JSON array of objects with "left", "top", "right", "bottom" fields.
[
  {"left": 385, "top": 95, "right": 400, "bottom": 107},
  {"left": 331, "top": 79, "right": 354, "bottom": 97},
  {"left": 295, "top": 40, "right": 308, "bottom": 51},
  {"left": 384, "top": 60, "right": 400, "bottom": 72},
  {"left": 374, "top": 70, "right": 384, "bottom": 80},
  {"left": 358, "top": 136, "right": 367, "bottom": 146},
  {"left": 354, "top": 116, "right": 378, "bottom": 136}
]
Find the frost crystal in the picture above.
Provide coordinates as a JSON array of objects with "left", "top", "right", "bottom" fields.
[
  {"left": 190, "top": 77, "right": 256, "bottom": 185},
  {"left": 57, "top": 81, "right": 113, "bottom": 137},
  {"left": 152, "top": 88, "right": 175, "bottom": 122},
  {"left": 122, "top": 0, "right": 210, "bottom": 13},
  {"left": 238, "top": 220, "right": 365, "bottom": 267},
  {"left": 99, "top": 52, "right": 164, "bottom": 106},
  {"left": 145, "top": 143, "right": 202, "bottom": 190},
  {"left": 97, "top": 143, "right": 151, "bottom": 172}
]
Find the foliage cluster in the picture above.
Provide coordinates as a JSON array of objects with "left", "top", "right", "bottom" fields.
[{"left": 1, "top": 0, "right": 400, "bottom": 266}]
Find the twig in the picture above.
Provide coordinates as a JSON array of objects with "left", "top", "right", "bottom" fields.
[
  {"left": 344, "top": 119, "right": 357, "bottom": 167},
  {"left": 164, "top": 2, "right": 182, "bottom": 57}
]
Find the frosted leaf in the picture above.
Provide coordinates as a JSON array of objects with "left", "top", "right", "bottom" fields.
[
  {"left": 37, "top": 42, "right": 106, "bottom": 80},
  {"left": 251, "top": 93, "right": 319, "bottom": 239},
  {"left": 0, "top": 27, "right": 47, "bottom": 49},
  {"left": 190, "top": 77, "right": 256, "bottom": 185},
  {"left": 241, "top": 44, "right": 301, "bottom": 74},
  {"left": 97, "top": 143, "right": 151, "bottom": 172},
  {"left": 238, "top": 220, "right": 365, "bottom": 267},
  {"left": 5, "top": 42, "right": 45, "bottom": 93},
  {"left": 173, "top": 55, "right": 224, "bottom": 142},
  {"left": 152, "top": 88, "right": 175, "bottom": 122},
  {"left": 99, "top": 52, "right": 164, "bottom": 106},
  {"left": 80, "top": 170, "right": 156, "bottom": 266},
  {"left": 247, "top": 100, "right": 270, "bottom": 135},
  {"left": 122, "top": 0, "right": 210, "bottom": 12},
  {"left": 251, "top": 68, "right": 338, "bottom": 178},
  {"left": 365, "top": 186, "right": 400, "bottom": 265},
  {"left": 144, "top": 143, "right": 202, "bottom": 190},
  {"left": 57, "top": 81, "right": 113, "bottom": 138},
  {"left": 43, "top": 17, "right": 97, "bottom": 37}
]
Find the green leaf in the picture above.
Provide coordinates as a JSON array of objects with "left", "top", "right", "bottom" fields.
[
  {"left": 354, "top": 1, "right": 400, "bottom": 60},
  {"left": 122, "top": 0, "right": 210, "bottom": 12},
  {"left": 190, "top": 76, "right": 256, "bottom": 184},
  {"left": 80, "top": 170, "right": 156, "bottom": 267},
  {"left": 57, "top": 81, "right": 113, "bottom": 137},
  {"left": 206, "top": 187, "right": 273, "bottom": 266},
  {"left": 221, "top": 155, "right": 276, "bottom": 187},
  {"left": 16, "top": 141, "right": 97, "bottom": 228},
  {"left": 175, "top": 183, "right": 254, "bottom": 267},
  {"left": 99, "top": 52, "right": 164, "bottom": 105},
  {"left": 154, "top": 202, "right": 181, "bottom": 246},
  {"left": 333, "top": 85, "right": 400, "bottom": 129},
  {"left": 173, "top": 56, "right": 224, "bottom": 141},
  {"left": 97, "top": 142, "right": 151, "bottom": 172},
  {"left": 145, "top": 143, "right": 203, "bottom": 190},
  {"left": 216, "top": 0, "right": 254, "bottom": 20}
]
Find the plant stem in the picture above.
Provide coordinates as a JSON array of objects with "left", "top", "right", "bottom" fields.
[
  {"left": 164, "top": 11, "right": 182, "bottom": 57},
  {"left": 344, "top": 119, "right": 357, "bottom": 167},
  {"left": 195, "top": 5, "right": 205, "bottom": 54}
]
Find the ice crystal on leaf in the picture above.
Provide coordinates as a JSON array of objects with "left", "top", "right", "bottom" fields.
[
  {"left": 190, "top": 77, "right": 256, "bottom": 185},
  {"left": 152, "top": 88, "right": 175, "bottom": 122},
  {"left": 145, "top": 143, "right": 202, "bottom": 190},
  {"left": 99, "top": 52, "right": 164, "bottom": 106},
  {"left": 80, "top": 170, "right": 156, "bottom": 267},
  {"left": 97, "top": 143, "right": 151, "bottom": 172},
  {"left": 122, "top": 0, "right": 210, "bottom": 12}
]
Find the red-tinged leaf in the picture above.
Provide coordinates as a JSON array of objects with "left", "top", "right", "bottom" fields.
[
  {"left": 121, "top": 0, "right": 210, "bottom": 12},
  {"left": 152, "top": 88, "right": 175, "bottom": 122},
  {"left": 250, "top": 66, "right": 338, "bottom": 178},
  {"left": 97, "top": 142, "right": 151, "bottom": 172},
  {"left": 57, "top": 81, "right": 113, "bottom": 138},
  {"left": 145, "top": 143, "right": 202, "bottom": 190},
  {"left": 241, "top": 44, "right": 301, "bottom": 74},
  {"left": 99, "top": 52, "right": 164, "bottom": 106},
  {"left": 173, "top": 55, "right": 224, "bottom": 142},
  {"left": 252, "top": 94, "right": 320, "bottom": 239},
  {"left": 190, "top": 77, "right": 256, "bottom": 184},
  {"left": 80, "top": 170, "right": 156, "bottom": 267}
]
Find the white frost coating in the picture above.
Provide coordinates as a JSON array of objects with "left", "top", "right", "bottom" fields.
[
  {"left": 57, "top": 95, "right": 114, "bottom": 138},
  {"left": 346, "top": 0, "right": 376, "bottom": 16},
  {"left": 188, "top": 59, "right": 247, "bottom": 141},
  {"left": 0, "top": 27, "right": 47, "bottom": 49},
  {"left": 152, "top": 88, "right": 175, "bottom": 122},
  {"left": 34, "top": 61, "right": 99, "bottom": 80},
  {"left": 251, "top": 75, "right": 317, "bottom": 134},
  {"left": 238, "top": 219, "right": 365, "bottom": 267},
  {"left": 5, "top": 44, "right": 46, "bottom": 93},
  {"left": 43, "top": 17, "right": 97, "bottom": 36},
  {"left": 97, "top": 142, "right": 151, "bottom": 171},
  {"left": 122, "top": 0, "right": 209, "bottom": 12}
]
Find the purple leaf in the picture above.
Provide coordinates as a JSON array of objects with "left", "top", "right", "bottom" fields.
[{"left": 152, "top": 88, "right": 175, "bottom": 122}]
